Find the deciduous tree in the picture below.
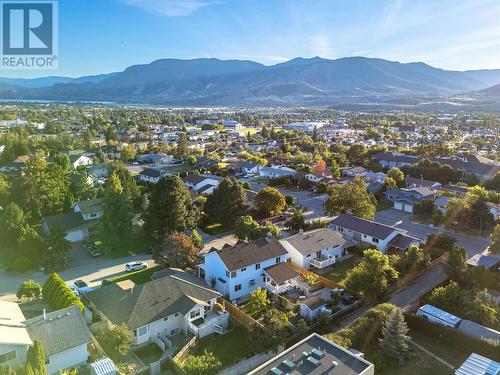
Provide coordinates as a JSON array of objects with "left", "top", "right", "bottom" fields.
[
  {"left": 254, "top": 187, "right": 286, "bottom": 217},
  {"left": 324, "top": 177, "right": 376, "bottom": 219}
]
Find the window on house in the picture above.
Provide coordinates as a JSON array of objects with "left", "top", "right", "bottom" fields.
[
  {"left": 170, "top": 328, "right": 179, "bottom": 336},
  {"left": 255, "top": 263, "right": 261, "bottom": 270},
  {"left": 175, "top": 313, "right": 179, "bottom": 317},
  {"left": 249, "top": 279, "right": 256, "bottom": 287},
  {"left": 373, "top": 238, "right": 379, "bottom": 243},
  {"left": 0, "top": 351, "right": 16, "bottom": 363},
  {"left": 241, "top": 267, "right": 246, "bottom": 272},
  {"left": 307, "top": 254, "right": 311, "bottom": 257},
  {"left": 230, "top": 271, "right": 237, "bottom": 278},
  {"left": 363, "top": 234, "right": 367, "bottom": 238},
  {"left": 235, "top": 284, "right": 242, "bottom": 292},
  {"left": 226, "top": 271, "right": 230, "bottom": 277},
  {"left": 190, "top": 309, "right": 201, "bottom": 319},
  {"left": 45, "top": 358, "right": 50, "bottom": 365},
  {"left": 164, "top": 316, "right": 168, "bottom": 321},
  {"left": 137, "top": 326, "right": 148, "bottom": 336},
  {"left": 275, "top": 257, "right": 281, "bottom": 264}
]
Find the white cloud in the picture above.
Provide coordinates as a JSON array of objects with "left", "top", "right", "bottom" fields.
[
  {"left": 308, "top": 35, "right": 335, "bottom": 58},
  {"left": 120, "top": 0, "right": 220, "bottom": 17}
]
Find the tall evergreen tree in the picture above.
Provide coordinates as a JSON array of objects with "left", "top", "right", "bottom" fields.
[
  {"left": 43, "top": 223, "right": 71, "bottom": 271},
  {"left": 109, "top": 161, "right": 141, "bottom": 206},
  {"left": 143, "top": 175, "right": 197, "bottom": 240},
  {"left": 379, "top": 308, "right": 411, "bottom": 362},
  {"left": 204, "top": 177, "right": 247, "bottom": 227},
  {"left": 26, "top": 340, "right": 46, "bottom": 375},
  {"left": 101, "top": 173, "right": 133, "bottom": 256}
]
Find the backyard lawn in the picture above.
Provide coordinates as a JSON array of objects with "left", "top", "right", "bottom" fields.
[
  {"left": 192, "top": 325, "right": 255, "bottom": 368},
  {"left": 322, "top": 256, "right": 359, "bottom": 285},
  {"left": 134, "top": 343, "right": 163, "bottom": 365},
  {"left": 104, "top": 266, "right": 161, "bottom": 285},
  {"left": 373, "top": 349, "right": 454, "bottom": 375},
  {"left": 409, "top": 329, "right": 468, "bottom": 368}
]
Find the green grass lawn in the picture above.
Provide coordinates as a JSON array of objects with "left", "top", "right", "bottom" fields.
[
  {"left": 191, "top": 325, "right": 255, "bottom": 368},
  {"left": 104, "top": 266, "right": 160, "bottom": 285},
  {"left": 322, "top": 256, "right": 359, "bottom": 286},
  {"left": 90, "top": 226, "right": 154, "bottom": 257},
  {"left": 163, "top": 164, "right": 194, "bottom": 174},
  {"left": 200, "top": 223, "right": 228, "bottom": 235},
  {"left": 409, "top": 329, "right": 466, "bottom": 368},
  {"left": 372, "top": 349, "right": 453, "bottom": 375},
  {"left": 134, "top": 343, "right": 163, "bottom": 365}
]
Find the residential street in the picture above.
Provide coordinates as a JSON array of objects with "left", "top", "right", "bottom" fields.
[
  {"left": 375, "top": 209, "right": 490, "bottom": 257},
  {"left": 0, "top": 254, "right": 155, "bottom": 302}
]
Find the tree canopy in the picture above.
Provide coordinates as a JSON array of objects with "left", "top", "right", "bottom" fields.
[{"left": 324, "top": 177, "right": 376, "bottom": 219}]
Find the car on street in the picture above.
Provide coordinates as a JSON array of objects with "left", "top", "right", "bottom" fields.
[
  {"left": 69, "top": 285, "right": 80, "bottom": 296},
  {"left": 87, "top": 245, "right": 102, "bottom": 257},
  {"left": 125, "top": 261, "right": 148, "bottom": 272},
  {"left": 72, "top": 279, "right": 93, "bottom": 294}
]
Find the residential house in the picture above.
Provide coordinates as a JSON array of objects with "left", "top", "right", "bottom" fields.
[
  {"left": 329, "top": 214, "right": 422, "bottom": 252},
  {"left": 138, "top": 167, "right": 168, "bottom": 184},
  {"left": 230, "top": 161, "right": 259, "bottom": 176},
  {"left": 0, "top": 302, "right": 92, "bottom": 374},
  {"left": 0, "top": 301, "right": 32, "bottom": 368},
  {"left": 87, "top": 163, "right": 110, "bottom": 178},
  {"left": 41, "top": 198, "right": 102, "bottom": 242},
  {"left": 341, "top": 166, "right": 367, "bottom": 178},
  {"left": 299, "top": 296, "right": 331, "bottom": 321},
  {"left": 69, "top": 151, "right": 93, "bottom": 170},
  {"left": 198, "top": 237, "right": 294, "bottom": 302},
  {"left": 280, "top": 228, "right": 354, "bottom": 270},
  {"left": 305, "top": 172, "right": 324, "bottom": 184},
  {"left": 183, "top": 174, "right": 219, "bottom": 193},
  {"left": 87, "top": 269, "right": 228, "bottom": 343},
  {"left": 137, "top": 152, "right": 173, "bottom": 165},
  {"left": 24, "top": 306, "right": 92, "bottom": 374},
  {"left": 372, "top": 152, "right": 420, "bottom": 169},
  {"left": 384, "top": 187, "right": 436, "bottom": 213},
  {"left": 259, "top": 166, "right": 296, "bottom": 179},
  {"left": 195, "top": 156, "right": 219, "bottom": 169},
  {"left": 466, "top": 254, "right": 500, "bottom": 271},
  {"left": 434, "top": 196, "right": 451, "bottom": 214},
  {"left": 405, "top": 177, "right": 441, "bottom": 190},
  {"left": 247, "top": 333, "right": 374, "bottom": 375}
]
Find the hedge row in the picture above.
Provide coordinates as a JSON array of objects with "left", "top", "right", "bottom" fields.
[
  {"left": 405, "top": 313, "right": 500, "bottom": 361},
  {"left": 42, "top": 272, "right": 84, "bottom": 313}
]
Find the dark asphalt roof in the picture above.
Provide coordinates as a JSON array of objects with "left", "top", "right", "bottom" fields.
[
  {"left": 388, "top": 233, "right": 422, "bottom": 250},
  {"left": 25, "top": 306, "right": 91, "bottom": 357},
  {"left": 76, "top": 198, "right": 102, "bottom": 215},
  {"left": 183, "top": 174, "right": 206, "bottom": 184},
  {"left": 301, "top": 296, "right": 326, "bottom": 311},
  {"left": 217, "top": 238, "right": 288, "bottom": 272},
  {"left": 87, "top": 271, "right": 220, "bottom": 330},
  {"left": 140, "top": 168, "right": 164, "bottom": 178},
  {"left": 264, "top": 262, "right": 299, "bottom": 284},
  {"left": 331, "top": 214, "right": 396, "bottom": 239},
  {"left": 281, "top": 228, "right": 349, "bottom": 256},
  {"left": 42, "top": 212, "right": 85, "bottom": 232}
]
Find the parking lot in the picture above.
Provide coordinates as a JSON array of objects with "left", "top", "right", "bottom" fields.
[{"left": 375, "top": 209, "right": 490, "bottom": 257}]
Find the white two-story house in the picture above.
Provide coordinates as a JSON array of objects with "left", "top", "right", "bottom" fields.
[
  {"left": 183, "top": 174, "right": 219, "bottom": 193},
  {"left": 198, "top": 237, "right": 294, "bottom": 303},
  {"left": 329, "top": 214, "right": 422, "bottom": 253},
  {"left": 87, "top": 269, "right": 229, "bottom": 346},
  {"left": 280, "top": 228, "right": 354, "bottom": 269}
]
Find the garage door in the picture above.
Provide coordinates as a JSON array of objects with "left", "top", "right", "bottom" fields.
[
  {"left": 394, "top": 201, "right": 404, "bottom": 211},
  {"left": 65, "top": 229, "right": 85, "bottom": 243},
  {"left": 404, "top": 203, "right": 413, "bottom": 213}
]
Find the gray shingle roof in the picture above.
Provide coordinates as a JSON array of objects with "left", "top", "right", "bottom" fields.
[
  {"left": 24, "top": 306, "right": 91, "bottom": 357},
  {"left": 264, "top": 262, "right": 299, "bottom": 284},
  {"left": 281, "top": 228, "right": 349, "bottom": 256},
  {"left": 216, "top": 238, "right": 288, "bottom": 272},
  {"left": 42, "top": 212, "right": 85, "bottom": 232},
  {"left": 388, "top": 233, "right": 422, "bottom": 250},
  {"left": 331, "top": 214, "right": 396, "bottom": 239},
  {"left": 87, "top": 271, "right": 220, "bottom": 330},
  {"left": 76, "top": 198, "right": 102, "bottom": 215}
]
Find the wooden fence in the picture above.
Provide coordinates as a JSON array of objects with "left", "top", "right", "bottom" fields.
[
  {"left": 219, "top": 298, "right": 265, "bottom": 330},
  {"left": 173, "top": 335, "right": 198, "bottom": 365}
]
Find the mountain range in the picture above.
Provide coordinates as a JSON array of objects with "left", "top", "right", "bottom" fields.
[{"left": 1, "top": 57, "right": 500, "bottom": 108}]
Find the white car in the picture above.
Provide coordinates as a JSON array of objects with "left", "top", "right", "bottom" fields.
[
  {"left": 125, "top": 261, "right": 148, "bottom": 272},
  {"left": 72, "top": 279, "right": 93, "bottom": 294},
  {"left": 69, "top": 285, "right": 80, "bottom": 297}
]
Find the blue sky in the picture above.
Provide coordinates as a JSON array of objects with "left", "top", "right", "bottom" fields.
[{"left": 7, "top": 0, "right": 500, "bottom": 78}]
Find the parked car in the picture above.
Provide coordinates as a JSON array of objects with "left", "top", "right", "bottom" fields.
[
  {"left": 69, "top": 285, "right": 80, "bottom": 297},
  {"left": 125, "top": 261, "right": 148, "bottom": 272},
  {"left": 72, "top": 280, "right": 93, "bottom": 294},
  {"left": 87, "top": 245, "right": 101, "bottom": 257}
]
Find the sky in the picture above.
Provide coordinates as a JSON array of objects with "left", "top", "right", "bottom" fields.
[{"left": 4, "top": 0, "right": 500, "bottom": 78}]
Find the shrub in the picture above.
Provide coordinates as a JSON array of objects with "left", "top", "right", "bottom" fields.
[
  {"left": 97, "top": 324, "right": 132, "bottom": 361},
  {"left": 215, "top": 303, "right": 224, "bottom": 313},
  {"left": 183, "top": 351, "right": 221, "bottom": 375},
  {"left": 17, "top": 280, "right": 42, "bottom": 300},
  {"left": 13, "top": 256, "right": 33, "bottom": 273}
]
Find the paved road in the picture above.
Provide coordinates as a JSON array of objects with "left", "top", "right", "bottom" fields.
[
  {"left": 375, "top": 209, "right": 489, "bottom": 257},
  {"left": 0, "top": 254, "right": 154, "bottom": 302}
]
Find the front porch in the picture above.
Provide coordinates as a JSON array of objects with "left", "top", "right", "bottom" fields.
[{"left": 187, "top": 310, "right": 229, "bottom": 338}]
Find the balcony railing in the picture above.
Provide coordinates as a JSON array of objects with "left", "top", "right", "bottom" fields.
[{"left": 310, "top": 256, "right": 336, "bottom": 269}]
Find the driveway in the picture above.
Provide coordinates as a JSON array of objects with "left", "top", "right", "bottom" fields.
[
  {"left": 0, "top": 254, "right": 154, "bottom": 302},
  {"left": 375, "top": 209, "right": 489, "bottom": 257}
]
